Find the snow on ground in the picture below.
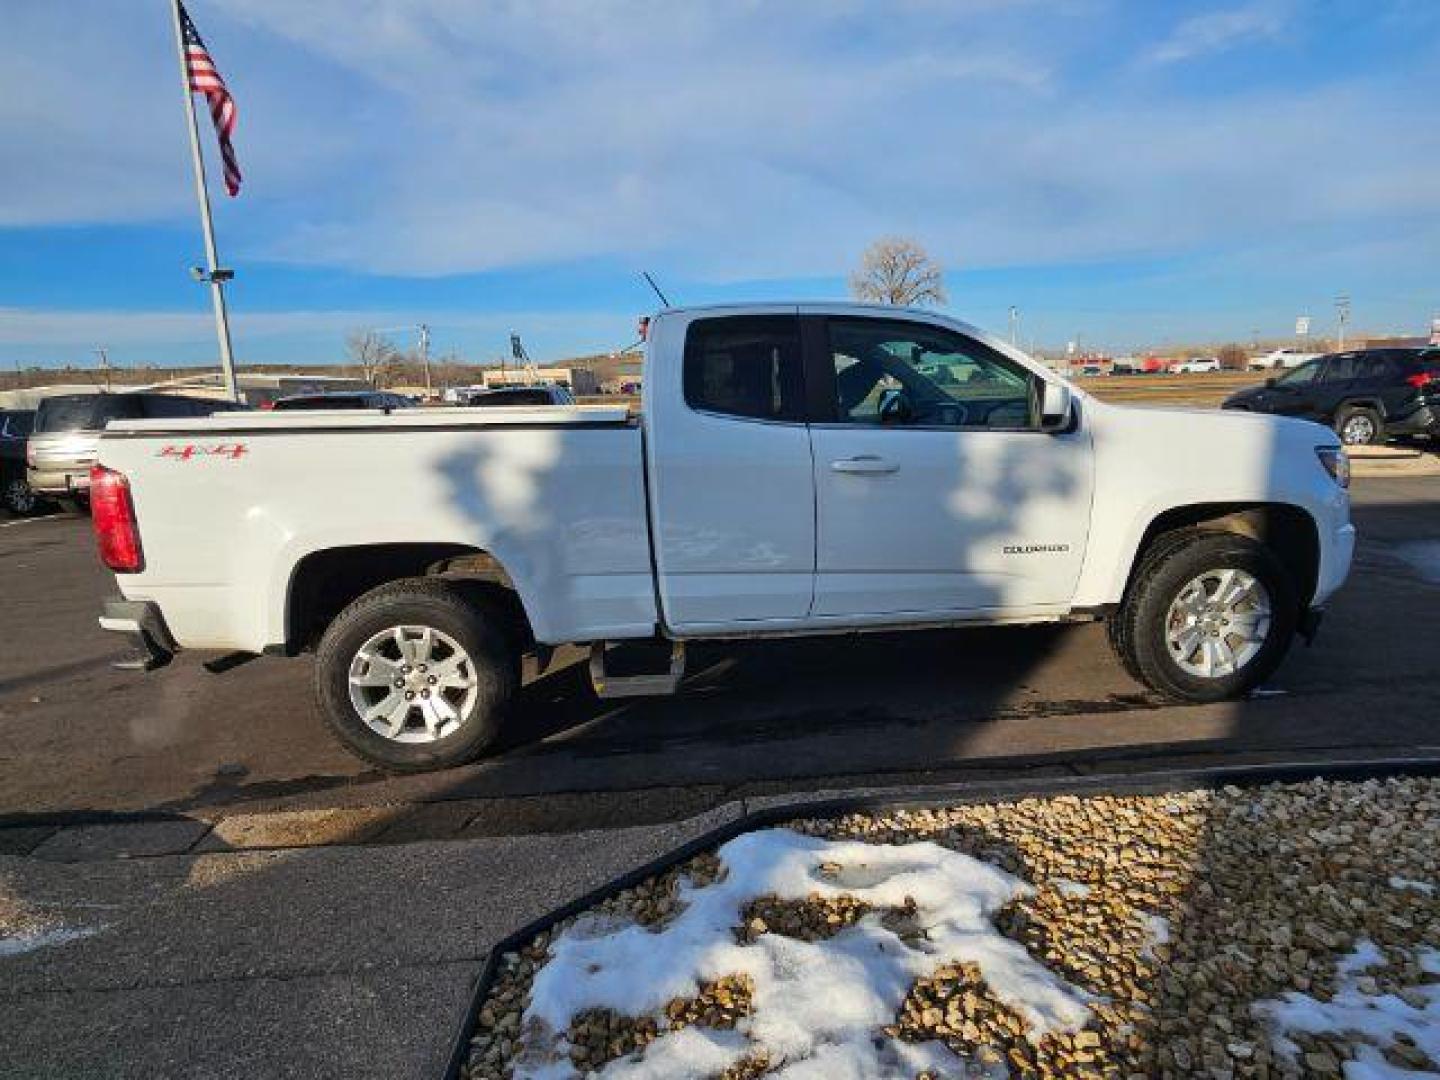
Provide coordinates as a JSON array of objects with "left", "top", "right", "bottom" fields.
[
  {"left": 516, "top": 828, "right": 1093, "bottom": 1079},
  {"left": 0, "top": 925, "right": 95, "bottom": 958},
  {"left": 1255, "top": 941, "right": 1440, "bottom": 1080},
  {"left": 1388, "top": 876, "right": 1435, "bottom": 896}
]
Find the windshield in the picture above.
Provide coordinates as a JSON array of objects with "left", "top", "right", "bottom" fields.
[{"left": 34, "top": 394, "right": 144, "bottom": 432}]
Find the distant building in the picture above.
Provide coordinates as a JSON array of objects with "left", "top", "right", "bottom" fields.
[
  {"left": 479, "top": 367, "right": 599, "bottom": 395},
  {"left": 1359, "top": 335, "right": 1431, "bottom": 350},
  {"left": 602, "top": 359, "right": 644, "bottom": 395}
]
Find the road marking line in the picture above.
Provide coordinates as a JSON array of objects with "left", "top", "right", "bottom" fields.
[{"left": 0, "top": 514, "right": 70, "bottom": 530}]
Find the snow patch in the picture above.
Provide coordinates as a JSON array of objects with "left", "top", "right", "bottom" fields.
[
  {"left": 0, "top": 925, "right": 95, "bottom": 958},
  {"left": 518, "top": 828, "right": 1093, "bottom": 1079},
  {"left": 1387, "top": 876, "right": 1434, "bottom": 895},
  {"left": 1255, "top": 941, "right": 1440, "bottom": 1079}
]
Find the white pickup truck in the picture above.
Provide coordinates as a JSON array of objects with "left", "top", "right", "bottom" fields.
[{"left": 91, "top": 303, "right": 1355, "bottom": 771}]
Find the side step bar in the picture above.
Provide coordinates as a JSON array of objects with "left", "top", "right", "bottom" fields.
[{"left": 588, "top": 641, "right": 686, "bottom": 699}]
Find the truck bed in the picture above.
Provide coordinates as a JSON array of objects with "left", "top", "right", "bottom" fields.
[{"left": 98, "top": 405, "right": 656, "bottom": 652}]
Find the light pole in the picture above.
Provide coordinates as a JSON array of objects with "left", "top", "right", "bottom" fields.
[
  {"left": 94, "top": 347, "right": 112, "bottom": 392},
  {"left": 1335, "top": 295, "right": 1351, "bottom": 351},
  {"left": 1008, "top": 306, "right": 1020, "bottom": 346}
]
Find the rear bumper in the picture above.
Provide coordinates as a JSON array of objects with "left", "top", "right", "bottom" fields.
[
  {"left": 27, "top": 465, "right": 91, "bottom": 497},
  {"left": 98, "top": 599, "right": 177, "bottom": 670},
  {"left": 1384, "top": 402, "right": 1439, "bottom": 437}
]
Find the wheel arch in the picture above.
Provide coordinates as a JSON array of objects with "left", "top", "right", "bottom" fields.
[
  {"left": 282, "top": 542, "right": 534, "bottom": 655},
  {"left": 1124, "top": 502, "right": 1320, "bottom": 611}
]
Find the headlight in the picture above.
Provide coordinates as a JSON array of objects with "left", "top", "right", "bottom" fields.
[{"left": 1316, "top": 446, "right": 1349, "bottom": 488}]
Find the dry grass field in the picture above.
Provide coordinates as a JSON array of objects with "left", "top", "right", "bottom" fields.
[{"left": 1074, "top": 370, "right": 1261, "bottom": 408}]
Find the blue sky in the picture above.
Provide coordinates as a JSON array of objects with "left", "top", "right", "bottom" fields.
[{"left": 2, "top": 0, "right": 1437, "bottom": 369}]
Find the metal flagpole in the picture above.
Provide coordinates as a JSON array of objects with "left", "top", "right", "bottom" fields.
[{"left": 169, "top": 0, "right": 241, "bottom": 403}]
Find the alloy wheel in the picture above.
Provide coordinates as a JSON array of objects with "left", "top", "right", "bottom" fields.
[
  {"left": 347, "top": 625, "right": 479, "bottom": 743},
  {"left": 1164, "top": 568, "right": 1272, "bottom": 679},
  {"left": 1340, "top": 415, "right": 1376, "bottom": 445}
]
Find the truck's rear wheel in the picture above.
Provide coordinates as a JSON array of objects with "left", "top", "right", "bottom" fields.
[
  {"left": 1110, "top": 530, "right": 1297, "bottom": 702},
  {"left": 314, "top": 579, "right": 517, "bottom": 772}
]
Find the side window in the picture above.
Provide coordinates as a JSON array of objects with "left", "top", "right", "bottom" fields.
[
  {"left": 827, "top": 318, "right": 1037, "bottom": 429},
  {"left": 1277, "top": 360, "right": 1321, "bottom": 385},
  {"left": 1323, "top": 354, "right": 1360, "bottom": 382},
  {"left": 683, "top": 316, "right": 804, "bottom": 422},
  {"left": 1356, "top": 354, "right": 1394, "bottom": 381}
]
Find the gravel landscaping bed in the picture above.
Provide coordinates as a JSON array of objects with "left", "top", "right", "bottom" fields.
[{"left": 464, "top": 778, "right": 1440, "bottom": 1079}]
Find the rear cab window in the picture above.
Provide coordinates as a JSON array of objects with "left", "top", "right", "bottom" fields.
[
  {"left": 35, "top": 395, "right": 143, "bottom": 432},
  {"left": 683, "top": 315, "right": 805, "bottom": 422},
  {"left": 472, "top": 389, "right": 557, "bottom": 407}
]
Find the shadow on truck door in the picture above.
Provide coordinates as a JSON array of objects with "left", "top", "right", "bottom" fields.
[{"left": 430, "top": 378, "right": 1090, "bottom": 771}]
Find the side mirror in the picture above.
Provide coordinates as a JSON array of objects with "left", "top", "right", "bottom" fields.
[
  {"left": 877, "top": 388, "right": 914, "bottom": 426},
  {"left": 1038, "top": 381, "right": 1073, "bottom": 432}
]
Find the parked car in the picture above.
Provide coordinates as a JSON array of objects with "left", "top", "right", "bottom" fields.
[
  {"left": 1175, "top": 357, "right": 1221, "bottom": 374},
  {"left": 269, "top": 390, "right": 417, "bottom": 411},
  {"left": 1222, "top": 347, "right": 1440, "bottom": 445},
  {"left": 92, "top": 302, "right": 1353, "bottom": 771},
  {"left": 1249, "top": 348, "right": 1320, "bottom": 371},
  {"left": 465, "top": 385, "right": 576, "bottom": 407},
  {"left": 0, "top": 409, "right": 45, "bottom": 515},
  {"left": 27, "top": 392, "right": 247, "bottom": 506}
]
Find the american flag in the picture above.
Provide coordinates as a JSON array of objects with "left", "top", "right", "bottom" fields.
[{"left": 179, "top": 2, "right": 242, "bottom": 196}]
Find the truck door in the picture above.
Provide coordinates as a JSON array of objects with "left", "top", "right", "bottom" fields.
[
  {"left": 646, "top": 311, "right": 817, "bottom": 631},
  {"left": 807, "top": 315, "right": 1094, "bottom": 618}
]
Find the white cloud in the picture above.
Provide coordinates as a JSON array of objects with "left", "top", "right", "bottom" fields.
[
  {"left": 0, "top": 0, "right": 1435, "bottom": 293},
  {"left": 1144, "top": 4, "right": 1288, "bottom": 66}
]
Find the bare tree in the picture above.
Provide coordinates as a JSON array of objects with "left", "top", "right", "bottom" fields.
[
  {"left": 345, "top": 330, "right": 397, "bottom": 386},
  {"left": 849, "top": 237, "right": 947, "bottom": 307}
]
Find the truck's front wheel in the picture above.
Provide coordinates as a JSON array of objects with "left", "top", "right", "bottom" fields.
[
  {"left": 1109, "top": 530, "right": 1297, "bottom": 702},
  {"left": 314, "top": 579, "right": 518, "bottom": 772}
]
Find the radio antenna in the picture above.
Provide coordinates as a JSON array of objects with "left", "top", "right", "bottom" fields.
[{"left": 641, "top": 271, "right": 672, "bottom": 308}]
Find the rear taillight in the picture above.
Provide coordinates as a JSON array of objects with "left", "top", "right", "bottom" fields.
[
  {"left": 90, "top": 466, "right": 144, "bottom": 573},
  {"left": 1406, "top": 371, "right": 1437, "bottom": 390}
]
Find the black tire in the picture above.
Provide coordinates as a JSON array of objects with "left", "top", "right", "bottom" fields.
[
  {"left": 1335, "top": 405, "right": 1383, "bottom": 446},
  {"left": 313, "top": 578, "right": 518, "bottom": 772},
  {"left": 2, "top": 475, "right": 41, "bottom": 516},
  {"left": 1109, "top": 530, "right": 1297, "bottom": 703}
]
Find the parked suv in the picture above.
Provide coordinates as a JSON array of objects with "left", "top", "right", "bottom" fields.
[
  {"left": 28, "top": 392, "right": 247, "bottom": 506},
  {"left": 1223, "top": 348, "right": 1440, "bottom": 445},
  {"left": 0, "top": 409, "right": 44, "bottom": 515}
]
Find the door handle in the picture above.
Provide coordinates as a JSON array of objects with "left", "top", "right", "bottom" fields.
[{"left": 830, "top": 455, "right": 899, "bottom": 475}]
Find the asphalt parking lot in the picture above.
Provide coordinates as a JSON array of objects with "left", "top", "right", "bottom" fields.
[{"left": 3, "top": 473, "right": 1439, "bottom": 828}]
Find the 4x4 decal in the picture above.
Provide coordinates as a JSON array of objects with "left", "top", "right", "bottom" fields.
[{"left": 157, "top": 443, "right": 248, "bottom": 461}]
